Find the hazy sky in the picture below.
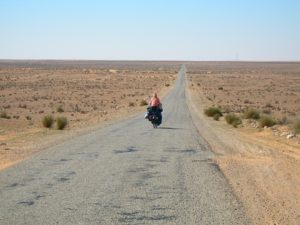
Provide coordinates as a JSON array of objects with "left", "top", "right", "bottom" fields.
[{"left": 0, "top": 0, "right": 299, "bottom": 61}]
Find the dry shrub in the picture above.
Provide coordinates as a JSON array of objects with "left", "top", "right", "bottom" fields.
[
  {"left": 3, "top": 105, "right": 11, "bottom": 109},
  {"left": 225, "top": 113, "right": 242, "bottom": 128},
  {"left": 213, "top": 113, "right": 220, "bottom": 121},
  {"left": 265, "top": 103, "right": 273, "bottom": 108},
  {"left": 57, "top": 106, "right": 64, "bottom": 113},
  {"left": 140, "top": 100, "right": 148, "bottom": 106},
  {"left": 18, "top": 104, "right": 27, "bottom": 109},
  {"left": 259, "top": 115, "right": 277, "bottom": 128},
  {"left": 128, "top": 102, "right": 135, "bottom": 107},
  {"left": 56, "top": 117, "right": 68, "bottom": 130},
  {"left": 1, "top": 111, "right": 7, "bottom": 119},
  {"left": 243, "top": 108, "right": 260, "bottom": 119},
  {"left": 262, "top": 108, "right": 271, "bottom": 115},
  {"left": 204, "top": 107, "right": 222, "bottom": 117},
  {"left": 293, "top": 120, "right": 300, "bottom": 134},
  {"left": 42, "top": 115, "right": 54, "bottom": 128},
  {"left": 0, "top": 111, "right": 11, "bottom": 119},
  {"left": 277, "top": 116, "right": 289, "bottom": 125}
]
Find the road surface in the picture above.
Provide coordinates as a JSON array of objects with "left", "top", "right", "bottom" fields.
[{"left": 0, "top": 66, "right": 249, "bottom": 224}]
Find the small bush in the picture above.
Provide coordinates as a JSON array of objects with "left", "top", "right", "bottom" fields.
[
  {"left": 140, "top": 100, "right": 148, "bottom": 106},
  {"left": 262, "top": 108, "right": 271, "bottom": 115},
  {"left": 225, "top": 113, "right": 242, "bottom": 127},
  {"left": 277, "top": 116, "right": 288, "bottom": 125},
  {"left": 57, "top": 106, "right": 64, "bottom": 113},
  {"left": 259, "top": 115, "right": 277, "bottom": 128},
  {"left": 42, "top": 115, "right": 54, "bottom": 128},
  {"left": 243, "top": 108, "right": 260, "bottom": 120},
  {"left": 293, "top": 120, "right": 300, "bottom": 134},
  {"left": 128, "top": 102, "right": 135, "bottom": 107},
  {"left": 3, "top": 105, "right": 11, "bottom": 109},
  {"left": 74, "top": 104, "right": 80, "bottom": 112},
  {"left": 213, "top": 113, "right": 220, "bottom": 121},
  {"left": 56, "top": 117, "right": 68, "bottom": 130},
  {"left": 265, "top": 103, "right": 273, "bottom": 108},
  {"left": 0, "top": 111, "right": 5, "bottom": 118},
  {"left": 204, "top": 107, "right": 222, "bottom": 117},
  {"left": 165, "top": 83, "right": 170, "bottom": 87},
  {"left": 232, "top": 118, "right": 242, "bottom": 128},
  {"left": 0, "top": 111, "right": 11, "bottom": 119},
  {"left": 18, "top": 104, "right": 27, "bottom": 109}
]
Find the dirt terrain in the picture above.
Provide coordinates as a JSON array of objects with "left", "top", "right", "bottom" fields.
[
  {"left": 1, "top": 60, "right": 299, "bottom": 224},
  {"left": 0, "top": 60, "right": 178, "bottom": 170},
  {"left": 187, "top": 62, "right": 300, "bottom": 225},
  {"left": 0, "top": 65, "right": 250, "bottom": 225}
]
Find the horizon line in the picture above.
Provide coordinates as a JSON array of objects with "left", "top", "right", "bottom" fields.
[{"left": 0, "top": 59, "right": 300, "bottom": 63}]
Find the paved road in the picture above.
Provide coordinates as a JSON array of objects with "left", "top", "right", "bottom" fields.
[{"left": 0, "top": 66, "right": 249, "bottom": 225}]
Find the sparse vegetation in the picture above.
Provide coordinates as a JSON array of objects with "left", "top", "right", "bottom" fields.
[
  {"left": 243, "top": 108, "right": 260, "bottom": 120},
  {"left": 140, "top": 100, "right": 148, "bottom": 106},
  {"left": 213, "top": 113, "right": 220, "bottom": 121},
  {"left": 74, "top": 104, "right": 80, "bottom": 112},
  {"left": 292, "top": 120, "right": 300, "bottom": 134},
  {"left": 0, "top": 111, "right": 6, "bottom": 118},
  {"left": 204, "top": 107, "right": 222, "bottom": 118},
  {"left": 128, "top": 102, "right": 135, "bottom": 107},
  {"left": 3, "top": 105, "right": 11, "bottom": 109},
  {"left": 225, "top": 113, "right": 242, "bottom": 128},
  {"left": 265, "top": 103, "right": 273, "bottom": 108},
  {"left": 277, "top": 116, "right": 288, "bottom": 125},
  {"left": 56, "top": 117, "right": 68, "bottom": 130},
  {"left": 18, "top": 103, "right": 27, "bottom": 109},
  {"left": 42, "top": 115, "right": 54, "bottom": 128},
  {"left": 262, "top": 108, "right": 271, "bottom": 115},
  {"left": 0, "top": 62, "right": 178, "bottom": 178},
  {"left": 259, "top": 115, "right": 277, "bottom": 128},
  {"left": 57, "top": 105, "right": 64, "bottom": 113},
  {"left": 0, "top": 111, "right": 10, "bottom": 119}
]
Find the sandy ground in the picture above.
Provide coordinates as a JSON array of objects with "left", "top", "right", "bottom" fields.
[
  {"left": 0, "top": 66, "right": 250, "bottom": 225},
  {"left": 0, "top": 61, "right": 177, "bottom": 170},
  {"left": 1, "top": 61, "right": 299, "bottom": 224},
  {"left": 186, "top": 62, "right": 300, "bottom": 225}
]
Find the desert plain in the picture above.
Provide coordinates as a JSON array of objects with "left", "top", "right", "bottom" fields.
[
  {"left": 0, "top": 60, "right": 178, "bottom": 169},
  {"left": 187, "top": 61, "right": 300, "bottom": 225},
  {"left": 0, "top": 60, "right": 299, "bottom": 225}
]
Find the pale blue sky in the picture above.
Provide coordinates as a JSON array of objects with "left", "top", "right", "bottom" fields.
[{"left": 0, "top": 0, "right": 299, "bottom": 61}]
